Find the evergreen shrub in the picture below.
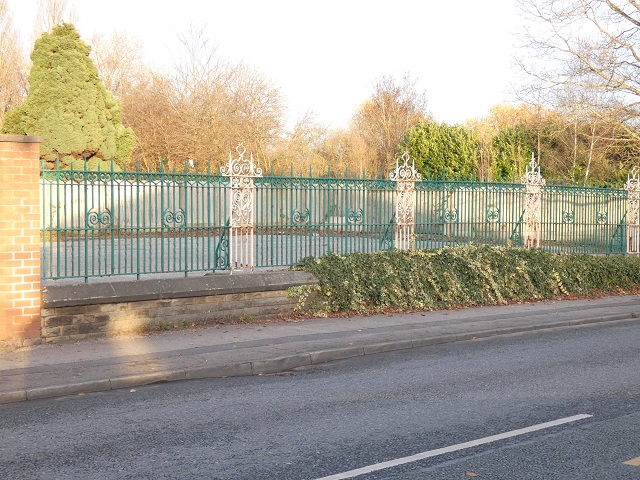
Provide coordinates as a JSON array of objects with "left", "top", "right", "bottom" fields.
[
  {"left": 295, "top": 245, "right": 640, "bottom": 313},
  {"left": 1, "top": 23, "right": 135, "bottom": 167}
]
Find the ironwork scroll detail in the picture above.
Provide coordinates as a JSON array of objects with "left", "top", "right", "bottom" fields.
[
  {"left": 347, "top": 208, "right": 364, "bottom": 225},
  {"left": 596, "top": 211, "right": 608, "bottom": 225},
  {"left": 162, "top": 208, "right": 186, "bottom": 227},
  {"left": 390, "top": 152, "right": 421, "bottom": 250},
  {"left": 380, "top": 214, "right": 396, "bottom": 250},
  {"left": 443, "top": 208, "right": 458, "bottom": 223},
  {"left": 486, "top": 207, "right": 500, "bottom": 223},
  {"left": 214, "top": 221, "right": 230, "bottom": 270},
  {"left": 561, "top": 210, "right": 575, "bottom": 224},
  {"left": 292, "top": 208, "right": 311, "bottom": 225},
  {"left": 86, "top": 208, "right": 112, "bottom": 228},
  {"left": 521, "top": 154, "right": 546, "bottom": 248},
  {"left": 625, "top": 166, "right": 640, "bottom": 254}
]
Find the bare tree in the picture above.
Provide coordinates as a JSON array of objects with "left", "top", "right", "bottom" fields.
[
  {"left": 269, "top": 112, "right": 329, "bottom": 174},
  {"left": 317, "top": 128, "right": 370, "bottom": 176},
  {"left": 121, "top": 24, "right": 285, "bottom": 169},
  {"left": 351, "top": 73, "right": 430, "bottom": 172},
  {"left": 90, "top": 31, "right": 145, "bottom": 98},
  {"left": 34, "top": 0, "right": 77, "bottom": 37},
  {"left": 0, "top": 0, "right": 26, "bottom": 126},
  {"left": 120, "top": 70, "right": 178, "bottom": 169},
  {"left": 516, "top": 0, "right": 640, "bottom": 140},
  {"left": 226, "top": 63, "right": 284, "bottom": 163}
]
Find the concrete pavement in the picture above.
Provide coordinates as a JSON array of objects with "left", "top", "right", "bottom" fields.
[{"left": 1, "top": 294, "right": 640, "bottom": 405}]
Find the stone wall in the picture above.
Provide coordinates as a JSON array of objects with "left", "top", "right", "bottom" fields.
[{"left": 41, "top": 271, "right": 319, "bottom": 343}]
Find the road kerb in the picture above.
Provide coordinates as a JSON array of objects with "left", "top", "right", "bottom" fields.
[
  {"left": 0, "top": 390, "right": 27, "bottom": 405},
  {"left": 570, "top": 313, "right": 636, "bottom": 325},
  {"left": 109, "top": 370, "right": 186, "bottom": 390},
  {"left": 26, "top": 379, "right": 112, "bottom": 401},
  {"left": 411, "top": 335, "right": 458, "bottom": 348},
  {"left": 185, "top": 362, "right": 253, "bottom": 380},
  {"left": 310, "top": 346, "right": 365, "bottom": 365},
  {"left": 252, "top": 354, "right": 312, "bottom": 375},
  {"left": 453, "top": 326, "right": 536, "bottom": 342},
  {"left": 364, "top": 340, "right": 414, "bottom": 355}
]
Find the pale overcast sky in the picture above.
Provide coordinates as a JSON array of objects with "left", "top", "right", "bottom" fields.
[{"left": 8, "top": 0, "right": 519, "bottom": 128}]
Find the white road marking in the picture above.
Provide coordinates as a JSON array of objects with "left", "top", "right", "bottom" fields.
[{"left": 313, "top": 414, "right": 593, "bottom": 480}]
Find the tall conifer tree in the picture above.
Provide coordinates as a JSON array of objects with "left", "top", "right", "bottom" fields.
[{"left": 2, "top": 23, "right": 135, "bottom": 167}]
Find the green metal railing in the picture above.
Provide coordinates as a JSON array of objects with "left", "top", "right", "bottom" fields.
[
  {"left": 541, "top": 183, "right": 628, "bottom": 255},
  {"left": 41, "top": 159, "right": 631, "bottom": 282},
  {"left": 41, "top": 160, "right": 229, "bottom": 281},
  {"left": 254, "top": 174, "right": 395, "bottom": 267},
  {"left": 415, "top": 178, "right": 526, "bottom": 249}
]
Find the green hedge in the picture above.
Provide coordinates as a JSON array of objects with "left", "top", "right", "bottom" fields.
[{"left": 295, "top": 245, "right": 640, "bottom": 313}]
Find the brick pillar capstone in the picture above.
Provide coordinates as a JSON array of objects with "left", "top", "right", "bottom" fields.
[{"left": 0, "top": 134, "right": 43, "bottom": 347}]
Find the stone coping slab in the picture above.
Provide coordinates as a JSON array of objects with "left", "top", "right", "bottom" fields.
[
  {"left": 0, "top": 134, "right": 44, "bottom": 143},
  {"left": 42, "top": 270, "right": 318, "bottom": 309}
]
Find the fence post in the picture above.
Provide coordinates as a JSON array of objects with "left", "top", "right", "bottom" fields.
[
  {"left": 220, "top": 144, "right": 262, "bottom": 270},
  {"left": 521, "top": 154, "right": 546, "bottom": 248},
  {"left": 625, "top": 166, "right": 640, "bottom": 254},
  {"left": 0, "top": 135, "right": 43, "bottom": 346},
  {"left": 390, "top": 152, "right": 421, "bottom": 250}
]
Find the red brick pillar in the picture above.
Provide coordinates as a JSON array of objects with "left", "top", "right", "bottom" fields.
[{"left": 0, "top": 135, "right": 43, "bottom": 346}]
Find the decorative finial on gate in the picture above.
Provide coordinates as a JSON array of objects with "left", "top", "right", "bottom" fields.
[
  {"left": 625, "top": 166, "right": 640, "bottom": 192},
  {"left": 389, "top": 151, "right": 422, "bottom": 182},
  {"left": 521, "top": 153, "right": 546, "bottom": 187},
  {"left": 220, "top": 143, "right": 263, "bottom": 177}
]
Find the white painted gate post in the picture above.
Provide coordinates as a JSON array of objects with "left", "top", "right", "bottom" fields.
[
  {"left": 390, "top": 152, "right": 421, "bottom": 250},
  {"left": 521, "top": 154, "right": 546, "bottom": 249},
  {"left": 220, "top": 144, "right": 262, "bottom": 270},
  {"left": 625, "top": 167, "right": 640, "bottom": 255}
]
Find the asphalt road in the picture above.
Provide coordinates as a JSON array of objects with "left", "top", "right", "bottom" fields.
[{"left": 2, "top": 322, "right": 640, "bottom": 479}]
